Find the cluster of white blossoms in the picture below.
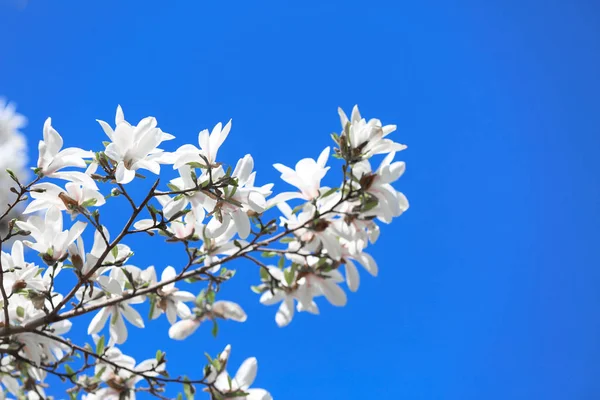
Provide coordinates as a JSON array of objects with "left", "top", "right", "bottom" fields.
[{"left": 0, "top": 103, "right": 407, "bottom": 399}]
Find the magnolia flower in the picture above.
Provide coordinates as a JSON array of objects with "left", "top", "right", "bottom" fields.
[
  {"left": 270, "top": 147, "right": 330, "bottom": 203},
  {"left": 17, "top": 207, "right": 87, "bottom": 263},
  {"left": 213, "top": 350, "right": 272, "bottom": 400},
  {"left": 259, "top": 266, "right": 318, "bottom": 327},
  {"left": 196, "top": 155, "right": 273, "bottom": 239},
  {"left": 134, "top": 208, "right": 206, "bottom": 240},
  {"left": 24, "top": 181, "right": 105, "bottom": 215},
  {"left": 12, "top": 320, "right": 72, "bottom": 365},
  {"left": 87, "top": 275, "right": 145, "bottom": 345},
  {"left": 37, "top": 118, "right": 96, "bottom": 188},
  {"left": 0, "top": 242, "right": 46, "bottom": 294},
  {"left": 276, "top": 202, "right": 343, "bottom": 260},
  {"left": 169, "top": 300, "right": 246, "bottom": 340},
  {"left": 353, "top": 152, "right": 409, "bottom": 222},
  {"left": 173, "top": 119, "right": 232, "bottom": 168},
  {"left": 98, "top": 106, "right": 175, "bottom": 184},
  {"left": 149, "top": 266, "right": 195, "bottom": 324},
  {"left": 88, "top": 345, "right": 165, "bottom": 400},
  {"left": 338, "top": 105, "right": 406, "bottom": 158}
]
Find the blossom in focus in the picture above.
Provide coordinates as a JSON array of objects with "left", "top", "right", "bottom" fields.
[
  {"left": 98, "top": 105, "right": 175, "bottom": 184},
  {"left": 24, "top": 181, "right": 106, "bottom": 215},
  {"left": 270, "top": 147, "right": 330, "bottom": 203},
  {"left": 213, "top": 348, "right": 272, "bottom": 400},
  {"left": 17, "top": 206, "right": 87, "bottom": 263},
  {"left": 149, "top": 266, "right": 196, "bottom": 324},
  {"left": 173, "top": 119, "right": 232, "bottom": 168},
  {"left": 338, "top": 104, "right": 406, "bottom": 158},
  {"left": 37, "top": 118, "right": 96, "bottom": 188}
]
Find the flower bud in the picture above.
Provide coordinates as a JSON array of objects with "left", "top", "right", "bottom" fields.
[{"left": 168, "top": 318, "right": 201, "bottom": 340}]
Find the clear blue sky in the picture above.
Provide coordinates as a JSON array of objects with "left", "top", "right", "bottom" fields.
[{"left": 2, "top": 1, "right": 600, "bottom": 399}]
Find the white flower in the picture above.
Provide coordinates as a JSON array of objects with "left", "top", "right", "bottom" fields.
[
  {"left": 24, "top": 181, "right": 105, "bottom": 215},
  {"left": 276, "top": 202, "right": 343, "bottom": 260},
  {"left": 338, "top": 105, "right": 406, "bottom": 158},
  {"left": 86, "top": 275, "right": 145, "bottom": 345},
  {"left": 173, "top": 119, "right": 232, "bottom": 168},
  {"left": 99, "top": 106, "right": 175, "bottom": 184},
  {"left": 149, "top": 266, "right": 195, "bottom": 324},
  {"left": 16, "top": 206, "right": 87, "bottom": 263},
  {"left": 1, "top": 241, "right": 46, "bottom": 294},
  {"left": 0, "top": 98, "right": 26, "bottom": 142},
  {"left": 195, "top": 155, "right": 273, "bottom": 239},
  {"left": 90, "top": 345, "right": 165, "bottom": 400},
  {"left": 270, "top": 147, "right": 330, "bottom": 203},
  {"left": 168, "top": 300, "right": 246, "bottom": 340},
  {"left": 352, "top": 152, "right": 409, "bottom": 222},
  {"left": 214, "top": 351, "right": 272, "bottom": 400},
  {"left": 37, "top": 118, "right": 96, "bottom": 188}
]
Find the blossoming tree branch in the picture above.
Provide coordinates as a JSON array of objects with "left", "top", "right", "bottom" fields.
[{"left": 0, "top": 100, "right": 408, "bottom": 399}]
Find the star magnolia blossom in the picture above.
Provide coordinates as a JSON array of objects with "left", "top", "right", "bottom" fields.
[
  {"left": 213, "top": 347, "right": 272, "bottom": 400},
  {"left": 24, "top": 181, "right": 105, "bottom": 215},
  {"left": 270, "top": 146, "right": 330, "bottom": 203},
  {"left": 0, "top": 102, "right": 408, "bottom": 398},
  {"left": 338, "top": 104, "right": 407, "bottom": 158},
  {"left": 172, "top": 119, "right": 232, "bottom": 168},
  {"left": 148, "top": 266, "right": 196, "bottom": 324},
  {"left": 37, "top": 118, "right": 97, "bottom": 188},
  {"left": 16, "top": 206, "right": 87, "bottom": 263},
  {"left": 98, "top": 106, "right": 175, "bottom": 184}
]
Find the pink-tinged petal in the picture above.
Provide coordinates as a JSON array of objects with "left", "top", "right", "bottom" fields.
[
  {"left": 234, "top": 357, "right": 257, "bottom": 390},
  {"left": 275, "top": 297, "right": 294, "bottom": 327},
  {"left": 212, "top": 301, "right": 247, "bottom": 322},
  {"left": 168, "top": 319, "right": 201, "bottom": 340}
]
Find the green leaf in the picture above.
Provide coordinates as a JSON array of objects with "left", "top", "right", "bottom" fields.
[
  {"left": 80, "top": 198, "right": 98, "bottom": 208},
  {"left": 259, "top": 268, "right": 269, "bottom": 281},
  {"left": 320, "top": 187, "right": 339, "bottom": 199},
  {"left": 284, "top": 268, "right": 294, "bottom": 286},
  {"left": 64, "top": 364, "right": 75, "bottom": 377},
  {"left": 167, "top": 183, "right": 181, "bottom": 192},
  {"left": 279, "top": 237, "right": 295, "bottom": 244},
  {"left": 96, "top": 335, "right": 105, "bottom": 356},
  {"left": 111, "top": 246, "right": 119, "bottom": 260},
  {"left": 16, "top": 306, "right": 24, "bottom": 318},
  {"left": 206, "top": 290, "right": 216, "bottom": 304},
  {"left": 211, "top": 321, "right": 219, "bottom": 338},
  {"left": 183, "top": 382, "right": 195, "bottom": 400},
  {"left": 187, "top": 162, "right": 208, "bottom": 169},
  {"left": 261, "top": 251, "right": 276, "bottom": 258}
]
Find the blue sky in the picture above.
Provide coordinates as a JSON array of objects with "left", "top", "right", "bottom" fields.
[{"left": 2, "top": 1, "right": 600, "bottom": 399}]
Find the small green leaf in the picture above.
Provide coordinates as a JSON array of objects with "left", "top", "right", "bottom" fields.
[
  {"left": 111, "top": 246, "right": 119, "bottom": 260},
  {"left": 211, "top": 321, "right": 219, "bottom": 338},
  {"left": 96, "top": 335, "right": 105, "bottom": 356},
  {"left": 261, "top": 251, "right": 276, "bottom": 258},
  {"left": 16, "top": 306, "right": 24, "bottom": 318},
  {"left": 81, "top": 198, "right": 98, "bottom": 208}
]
